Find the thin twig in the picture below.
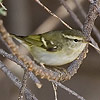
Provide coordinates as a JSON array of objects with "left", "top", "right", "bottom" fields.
[
  {"left": 52, "top": 82, "right": 58, "bottom": 100},
  {"left": 0, "top": 60, "right": 38, "bottom": 100},
  {"left": 60, "top": 0, "right": 83, "bottom": 29},
  {"left": 18, "top": 69, "right": 29, "bottom": 100},
  {"left": 34, "top": 0, "right": 72, "bottom": 29},
  {"left": 51, "top": 80, "right": 85, "bottom": 100}
]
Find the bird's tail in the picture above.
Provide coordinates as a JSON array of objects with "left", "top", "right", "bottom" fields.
[{"left": 11, "top": 34, "right": 29, "bottom": 49}]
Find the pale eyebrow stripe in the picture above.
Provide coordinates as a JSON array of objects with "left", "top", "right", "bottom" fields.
[{"left": 62, "top": 34, "right": 83, "bottom": 40}]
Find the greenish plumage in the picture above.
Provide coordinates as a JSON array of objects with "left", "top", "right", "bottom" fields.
[{"left": 12, "top": 29, "right": 87, "bottom": 66}]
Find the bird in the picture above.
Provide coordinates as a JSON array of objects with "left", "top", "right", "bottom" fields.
[{"left": 12, "top": 29, "right": 88, "bottom": 66}]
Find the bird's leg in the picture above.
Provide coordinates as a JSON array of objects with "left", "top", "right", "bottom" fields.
[{"left": 40, "top": 63, "right": 46, "bottom": 68}]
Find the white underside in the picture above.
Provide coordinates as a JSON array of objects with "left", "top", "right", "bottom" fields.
[{"left": 31, "top": 43, "right": 87, "bottom": 66}]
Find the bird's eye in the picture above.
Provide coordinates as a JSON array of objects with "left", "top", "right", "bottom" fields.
[{"left": 74, "top": 39, "right": 78, "bottom": 42}]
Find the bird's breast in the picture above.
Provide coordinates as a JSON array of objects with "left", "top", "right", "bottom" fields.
[{"left": 30, "top": 43, "right": 86, "bottom": 66}]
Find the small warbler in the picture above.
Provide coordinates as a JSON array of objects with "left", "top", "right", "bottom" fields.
[{"left": 12, "top": 29, "right": 87, "bottom": 66}]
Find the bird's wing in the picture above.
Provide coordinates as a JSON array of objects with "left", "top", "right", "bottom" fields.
[{"left": 12, "top": 34, "right": 43, "bottom": 47}]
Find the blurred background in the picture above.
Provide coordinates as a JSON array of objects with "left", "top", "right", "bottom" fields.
[{"left": 0, "top": 0, "right": 100, "bottom": 100}]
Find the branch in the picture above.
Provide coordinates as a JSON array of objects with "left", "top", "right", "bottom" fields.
[
  {"left": 18, "top": 69, "right": 29, "bottom": 100},
  {"left": 82, "top": 1, "right": 99, "bottom": 36},
  {"left": 74, "top": 0, "right": 100, "bottom": 41},
  {"left": 51, "top": 80, "right": 85, "bottom": 100},
  {"left": 67, "top": 46, "right": 88, "bottom": 77},
  {"left": 60, "top": 0, "right": 83, "bottom": 29},
  {"left": 0, "top": 60, "right": 38, "bottom": 100},
  {"left": 0, "top": 48, "right": 42, "bottom": 88},
  {"left": 34, "top": 0, "right": 72, "bottom": 29}
]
